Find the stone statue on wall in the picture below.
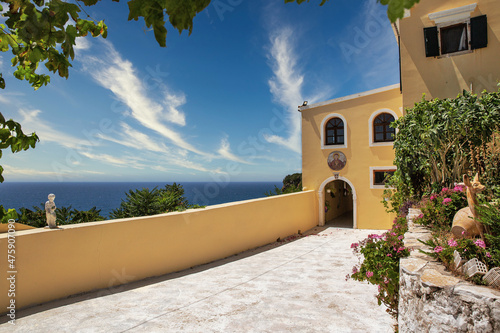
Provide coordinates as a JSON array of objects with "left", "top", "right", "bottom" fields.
[
  {"left": 451, "top": 174, "right": 485, "bottom": 240},
  {"left": 45, "top": 193, "right": 57, "bottom": 229}
]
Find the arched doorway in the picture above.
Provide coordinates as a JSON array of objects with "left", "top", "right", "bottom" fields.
[{"left": 318, "top": 176, "right": 357, "bottom": 228}]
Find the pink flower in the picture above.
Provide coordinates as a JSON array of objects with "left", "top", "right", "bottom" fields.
[
  {"left": 442, "top": 198, "right": 452, "bottom": 205},
  {"left": 430, "top": 194, "right": 437, "bottom": 200},
  {"left": 398, "top": 235, "right": 404, "bottom": 240},
  {"left": 366, "top": 271, "right": 374, "bottom": 278},
  {"left": 387, "top": 253, "right": 392, "bottom": 257},
  {"left": 418, "top": 214, "right": 424, "bottom": 219},
  {"left": 441, "top": 187, "right": 449, "bottom": 193},
  {"left": 474, "top": 239, "right": 486, "bottom": 249},
  {"left": 352, "top": 266, "right": 358, "bottom": 274},
  {"left": 486, "top": 252, "right": 492, "bottom": 258},
  {"left": 434, "top": 246, "right": 444, "bottom": 253},
  {"left": 448, "top": 239, "right": 458, "bottom": 247},
  {"left": 368, "top": 234, "right": 383, "bottom": 239},
  {"left": 397, "top": 246, "right": 405, "bottom": 253},
  {"left": 351, "top": 242, "right": 359, "bottom": 249},
  {"left": 453, "top": 185, "right": 465, "bottom": 192}
]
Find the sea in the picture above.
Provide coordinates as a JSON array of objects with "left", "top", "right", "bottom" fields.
[{"left": 0, "top": 182, "right": 282, "bottom": 218}]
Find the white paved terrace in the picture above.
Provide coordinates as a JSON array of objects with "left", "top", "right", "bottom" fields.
[{"left": 0, "top": 226, "right": 395, "bottom": 332}]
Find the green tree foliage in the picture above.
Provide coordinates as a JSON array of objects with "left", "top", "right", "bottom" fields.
[
  {"left": 385, "top": 89, "right": 500, "bottom": 210},
  {"left": 1, "top": 0, "right": 420, "bottom": 90},
  {"left": 0, "top": 0, "right": 209, "bottom": 90},
  {"left": 109, "top": 183, "right": 196, "bottom": 219},
  {"left": 0, "top": 113, "right": 39, "bottom": 222},
  {"left": 0, "top": 113, "right": 39, "bottom": 182},
  {"left": 265, "top": 173, "right": 302, "bottom": 196}
]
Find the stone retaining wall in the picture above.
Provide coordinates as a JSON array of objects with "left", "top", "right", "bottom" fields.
[{"left": 398, "top": 210, "right": 500, "bottom": 332}]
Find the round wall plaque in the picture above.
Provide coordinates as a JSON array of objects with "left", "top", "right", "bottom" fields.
[{"left": 327, "top": 151, "right": 346, "bottom": 171}]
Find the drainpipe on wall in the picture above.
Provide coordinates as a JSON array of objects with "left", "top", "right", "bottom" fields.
[{"left": 393, "top": 21, "right": 403, "bottom": 94}]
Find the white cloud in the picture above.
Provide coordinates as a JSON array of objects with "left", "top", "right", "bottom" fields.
[
  {"left": 81, "top": 40, "right": 204, "bottom": 155},
  {"left": 74, "top": 37, "right": 91, "bottom": 51},
  {"left": 217, "top": 137, "right": 253, "bottom": 164},
  {"left": 18, "top": 109, "right": 95, "bottom": 149},
  {"left": 265, "top": 27, "right": 304, "bottom": 154},
  {"left": 97, "top": 122, "right": 170, "bottom": 154},
  {"left": 3, "top": 165, "right": 104, "bottom": 178},
  {"left": 79, "top": 151, "right": 145, "bottom": 169},
  {"left": 164, "top": 92, "right": 187, "bottom": 126}
]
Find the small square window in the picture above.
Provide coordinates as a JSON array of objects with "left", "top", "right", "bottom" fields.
[{"left": 373, "top": 170, "right": 395, "bottom": 186}]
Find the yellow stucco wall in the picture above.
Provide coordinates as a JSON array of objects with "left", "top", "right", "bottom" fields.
[
  {"left": 0, "top": 223, "right": 35, "bottom": 233},
  {"left": 301, "top": 86, "right": 402, "bottom": 230},
  {"left": 0, "top": 191, "right": 317, "bottom": 312},
  {"left": 400, "top": 0, "right": 500, "bottom": 108}
]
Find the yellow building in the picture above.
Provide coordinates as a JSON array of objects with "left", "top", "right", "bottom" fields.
[
  {"left": 300, "top": 0, "right": 500, "bottom": 230},
  {"left": 397, "top": 0, "right": 500, "bottom": 109},
  {"left": 301, "top": 86, "right": 402, "bottom": 229}
]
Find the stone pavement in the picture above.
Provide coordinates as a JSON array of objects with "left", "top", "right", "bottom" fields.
[{"left": 0, "top": 227, "right": 395, "bottom": 332}]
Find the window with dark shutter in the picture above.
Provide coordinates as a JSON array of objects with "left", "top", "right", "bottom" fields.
[
  {"left": 471, "top": 15, "right": 488, "bottom": 49},
  {"left": 424, "top": 26, "right": 440, "bottom": 57}
]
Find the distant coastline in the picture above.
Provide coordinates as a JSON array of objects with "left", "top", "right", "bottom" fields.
[{"left": 0, "top": 181, "right": 282, "bottom": 218}]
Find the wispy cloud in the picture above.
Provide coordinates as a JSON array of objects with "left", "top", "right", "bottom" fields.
[
  {"left": 80, "top": 40, "right": 205, "bottom": 155},
  {"left": 98, "top": 122, "right": 170, "bottom": 154},
  {"left": 264, "top": 27, "right": 304, "bottom": 153},
  {"left": 217, "top": 137, "right": 253, "bottom": 164},
  {"left": 3, "top": 165, "right": 104, "bottom": 178},
  {"left": 79, "top": 151, "right": 145, "bottom": 168},
  {"left": 18, "top": 109, "right": 95, "bottom": 149}
]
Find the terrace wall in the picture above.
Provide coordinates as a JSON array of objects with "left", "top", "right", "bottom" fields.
[
  {"left": 399, "top": 210, "right": 500, "bottom": 332},
  {"left": 0, "top": 190, "right": 317, "bottom": 311}
]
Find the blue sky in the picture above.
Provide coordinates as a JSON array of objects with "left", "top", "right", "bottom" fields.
[{"left": 0, "top": 0, "right": 399, "bottom": 182}]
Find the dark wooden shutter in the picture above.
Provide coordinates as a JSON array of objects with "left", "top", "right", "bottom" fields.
[
  {"left": 424, "top": 26, "right": 439, "bottom": 57},
  {"left": 471, "top": 15, "right": 488, "bottom": 49}
]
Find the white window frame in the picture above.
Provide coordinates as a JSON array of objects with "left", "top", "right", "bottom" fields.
[
  {"left": 429, "top": 3, "right": 477, "bottom": 58},
  {"left": 370, "top": 166, "right": 397, "bottom": 189},
  {"left": 321, "top": 113, "right": 347, "bottom": 150},
  {"left": 368, "top": 109, "right": 398, "bottom": 147}
]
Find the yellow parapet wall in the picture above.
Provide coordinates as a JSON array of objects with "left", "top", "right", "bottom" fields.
[{"left": 0, "top": 191, "right": 317, "bottom": 312}]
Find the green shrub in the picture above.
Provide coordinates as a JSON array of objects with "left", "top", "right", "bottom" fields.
[
  {"left": 109, "top": 183, "right": 199, "bottom": 219},
  {"left": 478, "top": 203, "right": 500, "bottom": 266},
  {"left": 392, "top": 90, "right": 500, "bottom": 201},
  {"left": 17, "top": 204, "right": 105, "bottom": 228},
  {"left": 265, "top": 173, "right": 302, "bottom": 196}
]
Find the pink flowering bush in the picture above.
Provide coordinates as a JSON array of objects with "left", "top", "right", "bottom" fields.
[
  {"left": 420, "top": 235, "right": 499, "bottom": 277},
  {"left": 417, "top": 188, "right": 500, "bottom": 283},
  {"left": 416, "top": 187, "right": 467, "bottom": 231},
  {"left": 348, "top": 215, "right": 410, "bottom": 319}
]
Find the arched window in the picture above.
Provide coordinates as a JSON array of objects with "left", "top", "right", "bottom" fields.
[
  {"left": 325, "top": 118, "right": 344, "bottom": 145},
  {"left": 373, "top": 113, "right": 395, "bottom": 142}
]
